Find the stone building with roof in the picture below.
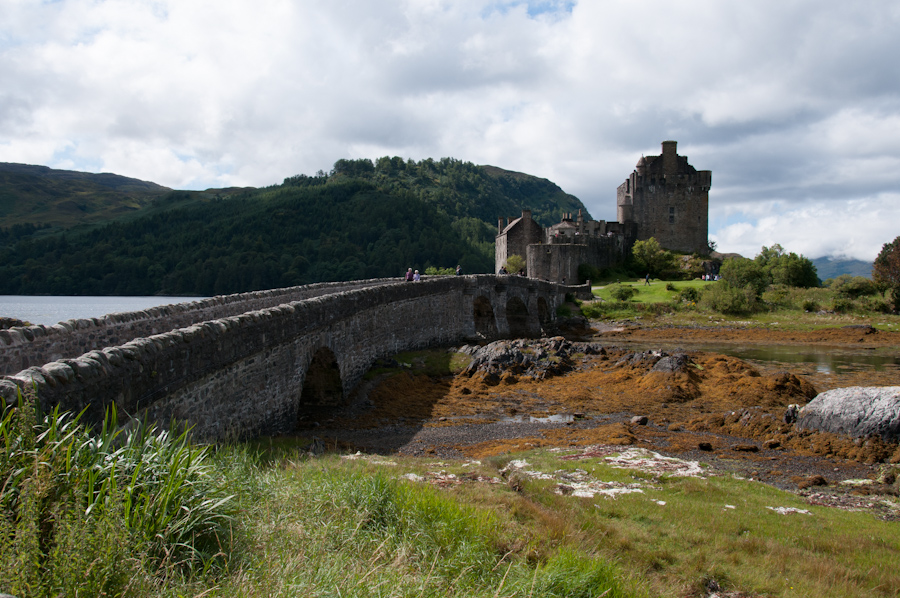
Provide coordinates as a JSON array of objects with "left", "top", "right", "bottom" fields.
[{"left": 495, "top": 141, "right": 710, "bottom": 283}]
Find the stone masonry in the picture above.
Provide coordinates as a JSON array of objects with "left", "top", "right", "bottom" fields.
[{"left": 0, "top": 276, "right": 585, "bottom": 442}]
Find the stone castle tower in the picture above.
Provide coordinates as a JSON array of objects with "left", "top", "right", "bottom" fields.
[
  {"left": 495, "top": 140, "right": 711, "bottom": 283},
  {"left": 616, "top": 141, "right": 711, "bottom": 255}
]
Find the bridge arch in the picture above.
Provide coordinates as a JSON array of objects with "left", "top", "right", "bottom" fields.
[
  {"left": 473, "top": 295, "right": 498, "bottom": 339},
  {"left": 537, "top": 297, "right": 552, "bottom": 334},
  {"left": 299, "top": 346, "right": 344, "bottom": 420},
  {"left": 505, "top": 297, "right": 530, "bottom": 338}
]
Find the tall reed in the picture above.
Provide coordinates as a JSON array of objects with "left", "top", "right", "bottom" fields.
[{"left": 0, "top": 389, "right": 234, "bottom": 597}]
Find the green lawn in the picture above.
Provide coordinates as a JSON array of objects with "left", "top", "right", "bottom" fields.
[{"left": 592, "top": 279, "right": 713, "bottom": 303}]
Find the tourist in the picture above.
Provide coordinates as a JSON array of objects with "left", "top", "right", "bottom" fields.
[
  {"left": 405, "top": 268, "right": 413, "bottom": 282},
  {"left": 645, "top": 273, "right": 650, "bottom": 286},
  {"left": 413, "top": 270, "right": 421, "bottom": 282},
  {"left": 456, "top": 265, "right": 461, "bottom": 276}
]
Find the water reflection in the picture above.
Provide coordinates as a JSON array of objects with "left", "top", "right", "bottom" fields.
[{"left": 606, "top": 340, "right": 900, "bottom": 375}]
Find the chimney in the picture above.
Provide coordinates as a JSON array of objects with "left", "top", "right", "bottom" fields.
[
  {"left": 662, "top": 140, "right": 677, "bottom": 175},
  {"left": 498, "top": 217, "right": 504, "bottom": 233}
]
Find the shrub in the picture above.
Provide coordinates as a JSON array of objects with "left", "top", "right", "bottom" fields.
[
  {"left": 700, "top": 283, "right": 759, "bottom": 315},
  {"left": 676, "top": 287, "right": 700, "bottom": 303},
  {"left": 829, "top": 274, "right": 877, "bottom": 299},
  {"left": 608, "top": 284, "right": 638, "bottom": 301},
  {"left": 802, "top": 299, "right": 819, "bottom": 312},
  {"left": 857, "top": 296, "right": 891, "bottom": 314},
  {"left": 579, "top": 302, "right": 604, "bottom": 319},
  {"left": 831, "top": 297, "right": 854, "bottom": 313},
  {"left": 665, "top": 282, "right": 676, "bottom": 291}
]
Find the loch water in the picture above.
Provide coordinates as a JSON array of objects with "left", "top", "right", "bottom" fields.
[{"left": 0, "top": 295, "right": 205, "bottom": 327}]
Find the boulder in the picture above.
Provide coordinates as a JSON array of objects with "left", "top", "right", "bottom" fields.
[{"left": 797, "top": 386, "right": 900, "bottom": 442}]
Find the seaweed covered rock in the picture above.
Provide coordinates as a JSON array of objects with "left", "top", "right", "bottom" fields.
[{"left": 461, "top": 337, "right": 605, "bottom": 381}]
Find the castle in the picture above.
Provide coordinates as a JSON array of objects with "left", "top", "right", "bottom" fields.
[{"left": 496, "top": 141, "right": 711, "bottom": 282}]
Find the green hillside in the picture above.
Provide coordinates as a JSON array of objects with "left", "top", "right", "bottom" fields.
[
  {"left": 0, "top": 163, "right": 175, "bottom": 229},
  {"left": 0, "top": 157, "right": 591, "bottom": 296}
]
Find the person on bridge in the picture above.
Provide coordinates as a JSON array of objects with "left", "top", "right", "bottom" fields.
[
  {"left": 456, "top": 264, "right": 461, "bottom": 276},
  {"left": 406, "top": 268, "right": 414, "bottom": 282},
  {"left": 413, "top": 270, "right": 421, "bottom": 282}
]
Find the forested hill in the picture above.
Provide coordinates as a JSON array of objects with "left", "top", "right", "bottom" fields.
[
  {"left": 0, "top": 162, "right": 173, "bottom": 229},
  {"left": 0, "top": 157, "right": 591, "bottom": 296}
]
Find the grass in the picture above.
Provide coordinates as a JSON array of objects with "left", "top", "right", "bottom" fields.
[
  {"left": 592, "top": 279, "right": 713, "bottom": 304},
  {"left": 0, "top": 389, "right": 234, "bottom": 597},
  {"left": 586, "top": 279, "right": 900, "bottom": 331},
  {"left": 3, "top": 401, "right": 899, "bottom": 597}
]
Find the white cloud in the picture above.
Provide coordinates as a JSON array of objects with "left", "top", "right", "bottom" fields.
[{"left": 0, "top": 0, "right": 899, "bottom": 258}]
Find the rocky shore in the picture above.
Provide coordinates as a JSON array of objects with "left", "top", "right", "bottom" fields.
[{"left": 300, "top": 326, "right": 900, "bottom": 520}]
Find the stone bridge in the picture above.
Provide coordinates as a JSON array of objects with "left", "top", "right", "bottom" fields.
[{"left": 0, "top": 276, "right": 588, "bottom": 441}]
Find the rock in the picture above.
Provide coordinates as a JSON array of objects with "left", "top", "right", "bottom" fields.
[
  {"left": 763, "top": 439, "right": 781, "bottom": 450},
  {"left": 698, "top": 442, "right": 713, "bottom": 451},
  {"left": 783, "top": 403, "right": 800, "bottom": 424},
  {"left": 650, "top": 353, "right": 691, "bottom": 373},
  {"left": 798, "top": 386, "right": 900, "bottom": 441},
  {"left": 730, "top": 444, "right": 759, "bottom": 452},
  {"left": 631, "top": 415, "right": 649, "bottom": 425},
  {"left": 797, "top": 474, "right": 828, "bottom": 489}
]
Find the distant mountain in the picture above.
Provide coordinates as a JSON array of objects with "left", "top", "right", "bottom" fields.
[
  {"left": 812, "top": 257, "right": 873, "bottom": 281},
  {"left": 0, "top": 157, "right": 592, "bottom": 295},
  {"left": 0, "top": 162, "right": 176, "bottom": 230}
]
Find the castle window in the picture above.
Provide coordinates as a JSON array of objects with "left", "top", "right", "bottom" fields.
[{"left": 669, "top": 207, "right": 675, "bottom": 224}]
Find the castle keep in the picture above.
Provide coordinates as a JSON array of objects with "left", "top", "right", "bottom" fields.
[
  {"left": 496, "top": 141, "right": 711, "bottom": 282},
  {"left": 617, "top": 140, "right": 711, "bottom": 255}
]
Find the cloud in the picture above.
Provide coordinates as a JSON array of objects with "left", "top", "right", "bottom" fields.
[{"left": 0, "top": 0, "right": 899, "bottom": 260}]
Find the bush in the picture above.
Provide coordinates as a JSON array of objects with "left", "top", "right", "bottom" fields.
[
  {"left": 802, "top": 299, "right": 819, "bottom": 312},
  {"left": 831, "top": 297, "right": 854, "bottom": 313},
  {"left": 829, "top": 274, "right": 877, "bottom": 299},
  {"left": 608, "top": 284, "right": 638, "bottom": 301},
  {"left": 857, "top": 296, "right": 891, "bottom": 314},
  {"left": 700, "top": 283, "right": 759, "bottom": 315},
  {"left": 676, "top": 287, "right": 700, "bottom": 303},
  {"left": 665, "top": 282, "right": 676, "bottom": 291}
]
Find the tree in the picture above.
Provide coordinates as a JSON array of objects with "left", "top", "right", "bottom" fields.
[
  {"left": 873, "top": 236, "right": 900, "bottom": 311},
  {"left": 754, "top": 244, "right": 819, "bottom": 288},
  {"left": 505, "top": 254, "right": 526, "bottom": 274},
  {"left": 631, "top": 237, "right": 675, "bottom": 277},
  {"left": 719, "top": 257, "right": 770, "bottom": 296}
]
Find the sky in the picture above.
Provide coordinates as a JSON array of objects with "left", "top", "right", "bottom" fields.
[{"left": 2, "top": 0, "right": 899, "bottom": 262}]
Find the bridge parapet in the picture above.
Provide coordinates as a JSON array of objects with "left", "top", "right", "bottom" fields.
[
  {"left": 0, "top": 278, "right": 395, "bottom": 376},
  {"left": 0, "top": 275, "right": 580, "bottom": 441}
]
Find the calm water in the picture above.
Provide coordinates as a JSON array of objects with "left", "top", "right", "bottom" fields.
[
  {"left": 611, "top": 339, "right": 900, "bottom": 375},
  {"left": 0, "top": 295, "right": 206, "bottom": 326}
]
